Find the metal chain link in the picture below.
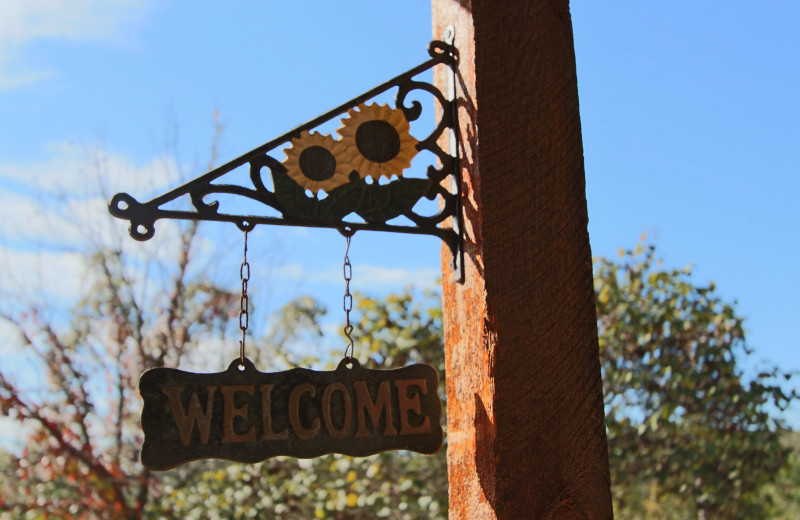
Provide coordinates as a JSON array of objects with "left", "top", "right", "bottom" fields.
[
  {"left": 342, "top": 232, "right": 354, "bottom": 361},
  {"left": 238, "top": 230, "right": 250, "bottom": 365}
]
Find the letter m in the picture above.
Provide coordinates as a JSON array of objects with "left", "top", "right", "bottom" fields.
[
  {"left": 162, "top": 386, "right": 218, "bottom": 445},
  {"left": 354, "top": 381, "right": 397, "bottom": 436}
]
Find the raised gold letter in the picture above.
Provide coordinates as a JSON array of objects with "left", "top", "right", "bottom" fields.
[
  {"left": 221, "top": 385, "right": 256, "bottom": 443},
  {"left": 289, "top": 383, "right": 320, "bottom": 440},
  {"left": 395, "top": 379, "right": 431, "bottom": 435},
  {"left": 162, "top": 386, "right": 217, "bottom": 445},
  {"left": 260, "top": 384, "right": 288, "bottom": 440},
  {"left": 354, "top": 380, "right": 397, "bottom": 437},
  {"left": 322, "top": 382, "right": 352, "bottom": 438}
]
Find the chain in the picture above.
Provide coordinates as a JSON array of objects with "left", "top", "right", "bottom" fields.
[
  {"left": 238, "top": 229, "right": 250, "bottom": 365},
  {"left": 342, "top": 232, "right": 354, "bottom": 361}
]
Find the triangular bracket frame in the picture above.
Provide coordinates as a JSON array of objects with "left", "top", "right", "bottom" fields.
[{"left": 109, "top": 36, "right": 462, "bottom": 280}]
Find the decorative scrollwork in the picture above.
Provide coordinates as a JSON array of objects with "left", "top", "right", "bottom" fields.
[{"left": 109, "top": 39, "right": 461, "bottom": 269}]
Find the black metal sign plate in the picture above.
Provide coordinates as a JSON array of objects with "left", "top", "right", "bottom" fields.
[{"left": 139, "top": 358, "right": 443, "bottom": 470}]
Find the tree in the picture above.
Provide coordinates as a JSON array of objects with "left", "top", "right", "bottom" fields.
[
  {"left": 596, "top": 242, "right": 797, "bottom": 518},
  {"left": 0, "top": 194, "right": 447, "bottom": 519},
  {"left": 0, "top": 223, "right": 234, "bottom": 517},
  {"left": 759, "top": 431, "right": 800, "bottom": 518},
  {"left": 1, "top": 167, "right": 796, "bottom": 520},
  {"left": 146, "top": 290, "right": 448, "bottom": 520},
  {"left": 0, "top": 120, "right": 321, "bottom": 517},
  {"left": 0, "top": 107, "right": 450, "bottom": 518},
  {"left": 0, "top": 115, "right": 249, "bottom": 518},
  {"left": 0, "top": 217, "right": 265, "bottom": 516}
]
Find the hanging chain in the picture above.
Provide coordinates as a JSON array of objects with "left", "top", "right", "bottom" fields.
[
  {"left": 238, "top": 230, "right": 250, "bottom": 365},
  {"left": 342, "top": 232, "right": 354, "bottom": 361}
]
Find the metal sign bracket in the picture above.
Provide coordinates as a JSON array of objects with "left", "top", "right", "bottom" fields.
[{"left": 109, "top": 37, "right": 463, "bottom": 280}]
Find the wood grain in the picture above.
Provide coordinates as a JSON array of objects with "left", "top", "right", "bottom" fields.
[{"left": 433, "top": 1, "right": 613, "bottom": 517}]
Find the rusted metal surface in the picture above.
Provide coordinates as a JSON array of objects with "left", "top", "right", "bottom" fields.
[{"left": 139, "top": 358, "right": 443, "bottom": 471}]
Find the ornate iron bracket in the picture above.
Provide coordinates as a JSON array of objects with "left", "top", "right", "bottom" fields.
[{"left": 109, "top": 36, "right": 463, "bottom": 279}]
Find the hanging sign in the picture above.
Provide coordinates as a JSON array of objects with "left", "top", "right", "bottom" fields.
[
  {"left": 139, "top": 358, "right": 443, "bottom": 471},
  {"left": 113, "top": 36, "right": 458, "bottom": 470}
]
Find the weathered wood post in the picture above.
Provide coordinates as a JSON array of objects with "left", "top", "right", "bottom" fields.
[{"left": 433, "top": 1, "right": 614, "bottom": 518}]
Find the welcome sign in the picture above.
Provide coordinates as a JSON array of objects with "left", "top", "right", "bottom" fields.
[{"left": 139, "top": 358, "right": 443, "bottom": 470}]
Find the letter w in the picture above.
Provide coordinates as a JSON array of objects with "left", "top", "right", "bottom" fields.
[{"left": 162, "top": 386, "right": 218, "bottom": 445}]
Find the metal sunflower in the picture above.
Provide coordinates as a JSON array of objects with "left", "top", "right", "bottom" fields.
[
  {"left": 282, "top": 131, "right": 353, "bottom": 193},
  {"left": 336, "top": 103, "right": 419, "bottom": 180}
]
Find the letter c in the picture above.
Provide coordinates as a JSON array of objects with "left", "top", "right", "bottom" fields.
[{"left": 289, "top": 383, "right": 321, "bottom": 440}]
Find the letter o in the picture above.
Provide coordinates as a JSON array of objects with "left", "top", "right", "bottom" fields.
[{"left": 322, "top": 382, "right": 352, "bottom": 438}]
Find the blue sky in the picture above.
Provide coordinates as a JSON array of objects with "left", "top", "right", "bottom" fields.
[{"left": 0, "top": 1, "right": 797, "bottom": 424}]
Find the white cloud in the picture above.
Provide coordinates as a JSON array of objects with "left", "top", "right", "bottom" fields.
[
  {"left": 0, "top": 68, "right": 54, "bottom": 91},
  {"left": 0, "top": 144, "right": 182, "bottom": 250},
  {"left": 0, "top": 142, "right": 179, "bottom": 195},
  {"left": 352, "top": 265, "right": 440, "bottom": 290},
  {"left": 0, "top": 0, "right": 150, "bottom": 90},
  {"left": 0, "top": 249, "right": 87, "bottom": 304},
  {"left": 0, "top": 144, "right": 199, "bottom": 306},
  {"left": 0, "top": 416, "right": 33, "bottom": 452},
  {"left": 0, "top": 144, "right": 441, "bottom": 320},
  {"left": 276, "top": 262, "right": 439, "bottom": 290},
  {"left": 0, "top": 320, "right": 24, "bottom": 355},
  {"left": 273, "top": 263, "right": 306, "bottom": 280}
]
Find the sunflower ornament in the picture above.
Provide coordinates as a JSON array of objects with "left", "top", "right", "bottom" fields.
[
  {"left": 337, "top": 103, "right": 419, "bottom": 181},
  {"left": 282, "top": 131, "right": 352, "bottom": 194}
]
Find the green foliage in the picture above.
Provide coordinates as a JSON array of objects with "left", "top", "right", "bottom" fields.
[
  {"left": 2, "top": 235, "right": 799, "bottom": 518},
  {"left": 758, "top": 432, "right": 800, "bottom": 518},
  {"left": 142, "top": 290, "right": 447, "bottom": 520},
  {"left": 350, "top": 290, "right": 444, "bottom": 376},
  {"left": 146, "top": 447, "right": 445, "bottom": 519},
  {"left": 0, "top": 275, "right": 447, "bottom": 519},
  {"left": 0, "top": 224, "right": 241, "bottom": 518},
  {"left": 597, "top": 243, "right": 797, "bottom": 518}
]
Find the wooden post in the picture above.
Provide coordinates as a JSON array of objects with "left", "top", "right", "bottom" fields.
[{"left": 433, "top": 1, "right": 613, "bottom": 518}]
